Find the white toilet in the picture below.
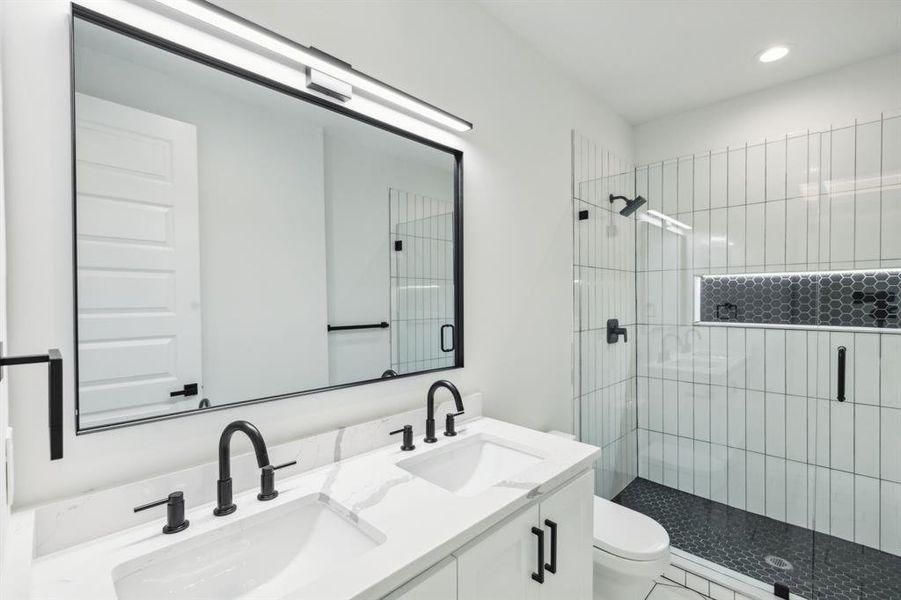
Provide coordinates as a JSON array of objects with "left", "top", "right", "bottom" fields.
[{"left": 591, "top": 496, "right": 670, "bottom": 600}]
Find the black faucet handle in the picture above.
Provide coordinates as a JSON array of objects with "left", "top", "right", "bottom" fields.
[
  {"left": 444, "top": 411, "right": 465, "bottom": 437},
  {"left": 390, "top": 425, "right": 416, "bottom": 451},
  {"left": 134, "top": 491, "right": 189, "bottom": 534},
  {"left": 258, "top": 460, "right": 297, "bottom": 502}
]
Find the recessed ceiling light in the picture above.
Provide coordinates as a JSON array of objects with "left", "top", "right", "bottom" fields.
[{"left": 758, "top": 45, "right": 790, "bottom": 63}]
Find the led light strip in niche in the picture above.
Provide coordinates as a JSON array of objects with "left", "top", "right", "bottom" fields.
[{"left": 696, "top": 269, "right": 901, "bottom": 330}]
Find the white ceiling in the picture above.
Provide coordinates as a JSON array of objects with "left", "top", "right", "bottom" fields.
[{"left": 478, "top": 0, "right": 901, "bottom": 124}]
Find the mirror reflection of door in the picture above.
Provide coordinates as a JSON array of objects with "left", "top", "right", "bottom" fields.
[
  {"left": 75, "top": 94, "right": 202, "bottom": 428},
  {"left": 389, "top": 189, "right": 455, "bottom": 375}
]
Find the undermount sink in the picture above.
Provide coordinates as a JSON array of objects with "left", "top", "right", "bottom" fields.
[
  {"left": 113, "top": 494, "right": 384, "bottom": 600},
  {"left": 397, "top": 433, "right": 544, "bottom": 496}
]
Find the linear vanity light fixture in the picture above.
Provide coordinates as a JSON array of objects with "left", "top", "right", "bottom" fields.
[{"left": 147, "top": 0, "right": 473, "bottom": 132}]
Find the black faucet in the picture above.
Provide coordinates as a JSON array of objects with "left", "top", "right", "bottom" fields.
[
  {"left": 425, "top": 380, "right": 464, "bottom": 443},
  {"left": 214, "top": 420, "right": 271, "bottom": 516}
]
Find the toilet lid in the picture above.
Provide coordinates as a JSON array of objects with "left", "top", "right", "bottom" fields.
[{"left": 593, "top": 497, "right": 669, "bottom": 561}]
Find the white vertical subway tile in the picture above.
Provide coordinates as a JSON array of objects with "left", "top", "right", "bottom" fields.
[
  {"left": 765, "top": 200, "right": 786, "bottom": 266},
  {"left": 855, "top": 189, "right": 881, "bottom": 263},
  {"left": 810, "top": 398, "right": 831, "bottom": 468},
  {"left": 854, "top": 475, "right": 880, "bottom": 549},
  {"left": 663, "top": 379, "right": 679, "bottom": 435},
  {"left": 709, "top": 327, "right": 728, "bottom": 387},
  {"left": 766, "top": 455, "right": 787, "bottom": 521},
  {"left": 694, "top": 153, "right": 711, "bottom": 211},
  {"left": 648, "top": 217, "right": 663, "bottom": 270},
  {"left": 664, "top": 433, "right": 679, "bottom": 487},
  {"left": 662, "top": 325, "right": 679, "bottom": 381},
  {"left": 855, "top": 333, "right": 880, "bottom": 406},
  {"left": 678, "top": 381, "right": 694, "bottom": 438},
  {"left": 785, "top": 330, "right": 807, "bottom": 396},
  {"left": 677, "top": 326, "right": 694, "bottom": 381},
  {"left": 785, "top": 197, "right": 808, "bottom": 265},
  {"left": 692, "top": 210, "right": 711, "bottom": 269},
  {"left": 745, "top": 203, "right": 766, "bottom": 266},
  {"left": 710, "top": 443, "right": 729, "bottom": 503},
  {"left": 693, "top": 326, "right": 710, "bottom": 384},
  {"left": 746, "top": 452, "right": 766, "bottom": 515},
  {"left": 727, "top": 447, "right": 747, "bottom": 509},
  {"left": 648, "top": 326, "right": 663, "bottom": 379},
  {"left": 710, "top": 385, "right": 728, "bottom": 445},
  {"left": 831, "top": 125, "right": 855, "bottom": 187},
  {"left": 765, "top": 329, "right": 786, "bottom": 393},
  {"left": 746, "top": 390, "right": 766, "bottom": 453},
  {"left": 694, "top": 383, "right": 710, "bottom": 442},
  {"left": 786, "top": 132, "right": 808, "bottom": 200},
  {"left": 785, "top": 395, "right": 808, "bottom": 463},
  {"left": 679, "top": 436, "right": 694, "bottom": 492},
  {"left": 884, "top": 116, "right": 901, "bottom": 189},
  {"left": 856, "top": 119, "right": 882, "bottom": 189},
  {"left": 882, "top": 408, "right": 901, "bottom": 483},
  {"left": 694, "top": 440, "right": 711, "bottom": 499},
  {"left": 662, "top": 270, "right": 678, "bottom": 325},
  {"left": 648, "top": 163, "right": 663, "bottom": 212},
  {"left": 830, "top": 400, "right": 854, "bottom": 473},
  {"left": 811, "top": 465, "right": 831, "bottom": 533},
  {"left": 884, "top": 188, "right": 901, "bottom": 261},
  {"left": 815, "top": 331, "right": 832, "bottom": 399},
  {"left": 648, "top": 430, "right": 664, "bottom": 483},
  {"left": 829, "top": 190, "right": 855, "bottom": 264},
  {"left": 727, "top": 328, "right": 746, "bottom": 388},
  {"left": 648, "top": 376, "right": 663, "bottom": 431},
  {"left": 766, "top": 137, "right": 787, "bottom": 202},
  {"left": 710, "top": 151, "right": 727, "bottom": 209},
  {"left": 678, "top": 156, "right": 694, "bottom": 214},
  {"left": 881, "top": 480, "right": 901, "bottom": 555},
  {"left": 746, "top": 143, "right": 765, "bottom": 205},
  {"left": 663, "top": 160, "right": 678, "bottom": 215},
  {"left": 830, "top": 469, "right": 855, "bottom": 542},
  {"left": 855, "top": 404, "right": 880, "bottom": 478},
  {"left": 728, "top": 387, "right": 747, "bottom": 449},
  {"left": 638, "top": 427, "right": 649, "bottom": 478},
  {"left": 709, "top": 208, "right": 728, "bottom": 268},
  {"left": 728, "top": 146, "right": 746, "bottom": 207},
  {"left": 882, "top": 332, "right": 901, "bottom": 409},
  {"left": 765, "top": 393, "right": 786, "bottom": 458},
  {"left": 786, "top": 460, "right": 808, "bottom": 527},
  {"left": 647, "top": 271, "right": 662, "bottom": 325},
  {"left": 727, "top": 205, "right": 746, "bottom": 267},
  {"left": 745, "top": 328, "right": 765, "bottom": 391}
]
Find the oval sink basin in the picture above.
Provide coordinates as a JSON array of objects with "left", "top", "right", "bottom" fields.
[
  {"left": 113, "top": 494, "right": 384, "bottom": 600},
  {"left": 397, "top": 434, "right": 544, "bottom": 496}
]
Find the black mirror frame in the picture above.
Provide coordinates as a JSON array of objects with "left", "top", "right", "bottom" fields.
[{"left": 70, "top": 6, "right": 464, "bottom": 434}]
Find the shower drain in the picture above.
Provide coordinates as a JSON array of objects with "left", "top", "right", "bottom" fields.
[{"left": 765, "top": 555, "right": 794, "bottom": 571}]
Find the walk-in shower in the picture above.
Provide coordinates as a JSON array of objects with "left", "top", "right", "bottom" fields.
[{"left": 573, "top": 116, "right": 901, "bottom": 599}]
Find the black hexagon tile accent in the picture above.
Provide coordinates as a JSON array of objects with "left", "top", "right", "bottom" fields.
[{"left": 699, "top": 271, "right": 901, "bottom": 329}]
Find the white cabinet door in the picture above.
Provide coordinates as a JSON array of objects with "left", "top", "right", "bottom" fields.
[
  {"left": 383, "top": 557, "right": 457, "bottom": 600},
  {"left": 456, "top": 504, "right": 542, "bottom": 600},
  {"left": 538, "top": 470, "right": 594, "bottom": 600},
  {"left": 75, "top": 93, "right": 202, "bottom": 426}
]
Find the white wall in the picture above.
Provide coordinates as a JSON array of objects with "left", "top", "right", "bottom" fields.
[
  {"left": 73, "top": 42, "right": 331, "bottom": 408},
  {"left": 0, "top": 0, "right": 10, "bottom": 570},
  {"left": 636, "top": 52, "right": 901, "bottom": 164},
  {"left": 1, "top": 0, "right": 632, "bottom": 506},
  {"left": 323, "top": 132, "right": 453, "bottom": 384}
]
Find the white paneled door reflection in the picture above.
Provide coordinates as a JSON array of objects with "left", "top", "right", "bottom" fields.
[{"left": 75, "top": 94, "right": 202, "bottom": 428}]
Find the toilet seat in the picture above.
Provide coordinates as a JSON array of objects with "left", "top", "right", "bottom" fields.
[{"left": 592, "top": 497, "right": 669, "bottom": 562}]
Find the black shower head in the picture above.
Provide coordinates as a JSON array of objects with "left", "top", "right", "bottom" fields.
[{"left": 609, "top": 194, "right": 647, "bottom": 217}]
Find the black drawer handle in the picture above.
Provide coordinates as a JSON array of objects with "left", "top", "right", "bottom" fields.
[
  {"left": 544, "top": 519, "right": 558, "bottom": 574},
  {"left": 837, "top": 346, "right": 846, "bottom": 402},
  {"left": 531, "top": 526, "right": 545, "bottom": 584}
]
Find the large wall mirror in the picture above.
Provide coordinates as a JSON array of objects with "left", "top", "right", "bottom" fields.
[{"left": 72, "top": 14, "right": 462, "bottom": 431}]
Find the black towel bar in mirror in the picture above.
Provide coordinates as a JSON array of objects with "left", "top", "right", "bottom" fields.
[
  {"left": 0, "top": 342, "right": 63, "bottom": 460},
  {"left": 327, "top": 322, "right": 390, "bottom": 332}
]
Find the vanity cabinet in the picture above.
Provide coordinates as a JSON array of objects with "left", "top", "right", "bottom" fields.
[
  {"left": 384, "top": 557, "right": 457, "bottom": 600},
  {"left": 455, "top": 470, "right": 594, "bottom": 600}
]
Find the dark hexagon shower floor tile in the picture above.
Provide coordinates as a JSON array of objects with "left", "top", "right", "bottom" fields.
[{"left": 612, "top": 478, "right": 901, "bottom": 600}]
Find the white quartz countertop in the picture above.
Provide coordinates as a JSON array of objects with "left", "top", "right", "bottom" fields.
[{"left": 6, "top": 417, "right": 599, "bottom": 600}]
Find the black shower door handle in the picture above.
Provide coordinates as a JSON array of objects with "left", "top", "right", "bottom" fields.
[
  {"left": 837, "top": 346, "right": 846, "bottom": 402},
  {"left": 440, "top": 324, "right": 455, "bottom": 352}
]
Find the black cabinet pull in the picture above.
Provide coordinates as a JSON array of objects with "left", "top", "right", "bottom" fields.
[
  {"left": 440, "top": 324, "right": 455, "bottom": 352},
  {"left": 531, "top": 526, "right": 545, "bottom": 584},
  {"left": 544, "top": 519, "right": 558, "bottom": 574},
  {"left": 837, "top": 346, "right": 847, "bottom": 402}
]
